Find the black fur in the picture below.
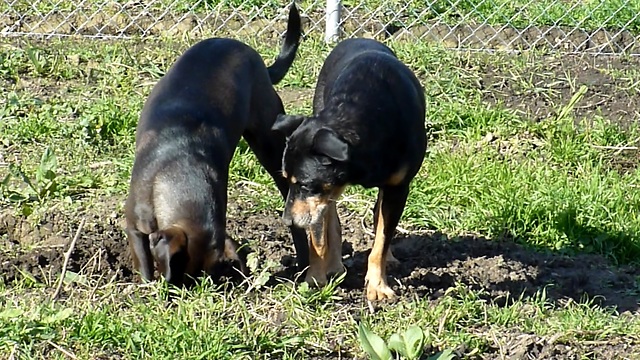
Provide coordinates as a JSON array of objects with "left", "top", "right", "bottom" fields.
[
  {"left": 125, "top": 2, "right": 309, "bottom": 287},
  {"left": 272, "top": 38, "right": 427, "bottom": 300}
]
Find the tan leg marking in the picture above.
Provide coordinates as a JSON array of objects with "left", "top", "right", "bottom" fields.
[
  {"left": 365, "top": 191, "right": 396, "bottom": 300},
  {"left": 305, "top": 201, "right": 346, "bottom": 285},
  {"left": 304, "top": 185, "right": 347, "bottom": 285},
  {"left": 305, "top": 225, "right": 328, "bottom": 286},
  {"left": 386, "top": 165, "right": 409, "bottom": 186}
]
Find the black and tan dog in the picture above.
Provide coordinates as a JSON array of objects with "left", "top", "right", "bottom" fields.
[
  {"left": 272, "top": 38, "right": 427, "bottom": 300},
  {"left": 125, "top": 3, "right": 309, "bottom": 287}
]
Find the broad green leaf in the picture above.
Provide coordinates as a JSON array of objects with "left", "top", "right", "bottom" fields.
[
  {"left": 253, "top": 270, "right": 271, "bottom": 289},
  {"left": 36, "top": 146, "right": 57, "bottom": 185},
  {"left": 245, "top": 252, "right": 260, "bottom": 273},
  {"left": 7, "top": 191, "right": 28, "bottom": 203},
  {"left": 20, "top": 203, "right": 33, "bottom": 216},
  {"left": 297, "top": 281, "right": 310, "bottom": 294},
  {"left": 0, "top": 307, "right": 24, "bottom": 319},
  {"left": 1, "top": 172, "right": 10, "bottom": 187},
  {"left": 387, "top": 333, "right": 407, "bottom": 357},
  {"left": 8, "top": 163, "right": 36, "bottom": 194},
  {"left": 428, "top": 349, "right": 455, "bottom": 360},
  {"left": 358, "top": 323, "right": 392, "bottom": 360},
  {"left": 404, "top": 325, "right": 426, "bottom": 359},
  {"left": 42, "top": 307, "right": 73, "bottom": 324},
  {"left": 64, "top": 271, "right": 88, "bottom": 286}
]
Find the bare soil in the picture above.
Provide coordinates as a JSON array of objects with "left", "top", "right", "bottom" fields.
[
  {"left": 480, "top": 54, "right": 640, "bottom": 128},
  {"left": 480, "top": 52, "right": 640, "bottom": 176}
]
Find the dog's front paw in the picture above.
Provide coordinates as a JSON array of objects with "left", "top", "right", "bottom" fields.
[
  {"left": 326, "top": 255, "right": 345, "bottom": 277},
  {"left": 305, "top": 268, "right": 328, "bottom": 287},
  {"left": 365, "top": 274, "right": 395, "bottom": 301}
]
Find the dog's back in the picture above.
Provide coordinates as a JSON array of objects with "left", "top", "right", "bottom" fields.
[
  {"left": 314, "top": 40, "right": 426, "bottom": 186},
  {"left": 136, "top": 39, "right": 260, "bottom": 150},
  {"left": 130, "top": 38, "right": 277, "bottom": 226},
  {"left": 313, "top": 39, "right": 397, "bottom": 112}
]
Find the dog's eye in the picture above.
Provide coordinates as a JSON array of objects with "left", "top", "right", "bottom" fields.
[
  {"left": 319, "top": 156, "right": 332, "bottom": 166},
  {"left": 299, "top": 183, "right": 316, "bottom": 193}
]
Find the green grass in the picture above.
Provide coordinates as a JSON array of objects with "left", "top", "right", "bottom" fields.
[
  {"left": 2, "top": 33, "right": 640, "bottom": 358},
  {"left": 343, "top": 0, "right": 640, "bottom": 35},
  {"left": 2, "top": 274, "right": 639, "bottom": 359}
]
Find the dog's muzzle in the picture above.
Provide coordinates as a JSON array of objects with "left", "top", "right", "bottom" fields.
[{"left": 282, "top": 188, "right": 328, "bottom": 228}]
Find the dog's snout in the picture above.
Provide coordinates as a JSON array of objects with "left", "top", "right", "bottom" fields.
[
  {"left": 282, "top": 210, "right": 293, "bottom": 226},
  {"left": 282, "top": 188, "right": 296, "bottom": 226}
]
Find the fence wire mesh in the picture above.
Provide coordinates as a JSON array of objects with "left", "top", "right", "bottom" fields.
[{"left": 1, "top": 0, "right": 640, "bottom": 55}]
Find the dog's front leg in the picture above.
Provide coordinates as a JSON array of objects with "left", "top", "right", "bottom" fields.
[
  {"left": 365, "top": 185, "right": 410, "bottom": 301},
  {"left": 325, "top": 202, "right": 345, "bottom": 277},
  {"left": 305, "top": 222, "right": 329, "bottom": 286},
  {"left": 305, "top": 201, "right": 346, "bottom": 286}
]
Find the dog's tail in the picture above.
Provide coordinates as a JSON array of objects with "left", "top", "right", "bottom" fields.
[{"left": 267, "top": 2, "right": 302, "bottom": 85}]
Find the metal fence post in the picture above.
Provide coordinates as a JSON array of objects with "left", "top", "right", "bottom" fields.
[{"left": 325, "top": 0, "right": 341, "bottom": 43}]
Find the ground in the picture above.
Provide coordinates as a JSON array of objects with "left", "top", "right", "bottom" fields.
[
  {"left": 2, "top": 192, "right": 640, "bottom": 358},
  {"left": 2, "top": 36, "right": 640, "bottom": 359}
]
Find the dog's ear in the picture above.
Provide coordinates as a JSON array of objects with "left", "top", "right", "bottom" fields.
[
  {"left": 312, "top": 128, "right": 349, "bottom": 162},
  {"left": 223, "top": 237, "right": 249, "bottom": 276},
  {"left": 272, "top": 114, "right": 306, "bottom": 135},
  {"left": 203, "top": 236, "right": 249, "bottom": 278}
]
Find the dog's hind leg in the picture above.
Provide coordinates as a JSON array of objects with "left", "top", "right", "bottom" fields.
[
  {"left": 127, "top": 227, "right": 155, "bottom": 282},
  {"left": 365, "top": 184, "right": 410, "bottom": 301},
  {"left": 385, "top": 247, "right": 401, "bottom": 267}
]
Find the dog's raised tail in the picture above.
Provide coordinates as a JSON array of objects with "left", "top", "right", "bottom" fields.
[{"left": 267, "top": 2, "right": 302, "bottom": 85}]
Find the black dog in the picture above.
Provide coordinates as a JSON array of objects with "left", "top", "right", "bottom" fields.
[
  {"left": 272, "top": 38, "right": 426, "bottom": 300},
  {"left": 125, "top": 2, "right": 309, "bottom": 287}
]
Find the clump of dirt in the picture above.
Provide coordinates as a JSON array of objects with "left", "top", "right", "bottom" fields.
[{"left": 465, "top": 331, "right": 639, "bottom": 360}]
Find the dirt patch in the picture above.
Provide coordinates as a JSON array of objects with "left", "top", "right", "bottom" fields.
[
  {"left": 1, "top": 192, "right": 639, "bottom": 358},
  {"left": 465, "top": 331, "right": 640, "bottom": 359},
  {"left": 480, "top": 54, "right": 640, "bottom": 128},
  {"left": 0, "top": 201, "right": 133, "bottom": 284},
  {"left": 278, "top": 87, "right": 314, "bottom": 110}
]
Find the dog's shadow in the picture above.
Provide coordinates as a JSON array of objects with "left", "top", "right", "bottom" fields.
[{"left": 329, "top": 231, "right": 640, "bottom": 312}]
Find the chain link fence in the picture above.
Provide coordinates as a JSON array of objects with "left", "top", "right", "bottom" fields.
[{"left": 1, "top": 0, "right": 640, "bottom": 55}]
